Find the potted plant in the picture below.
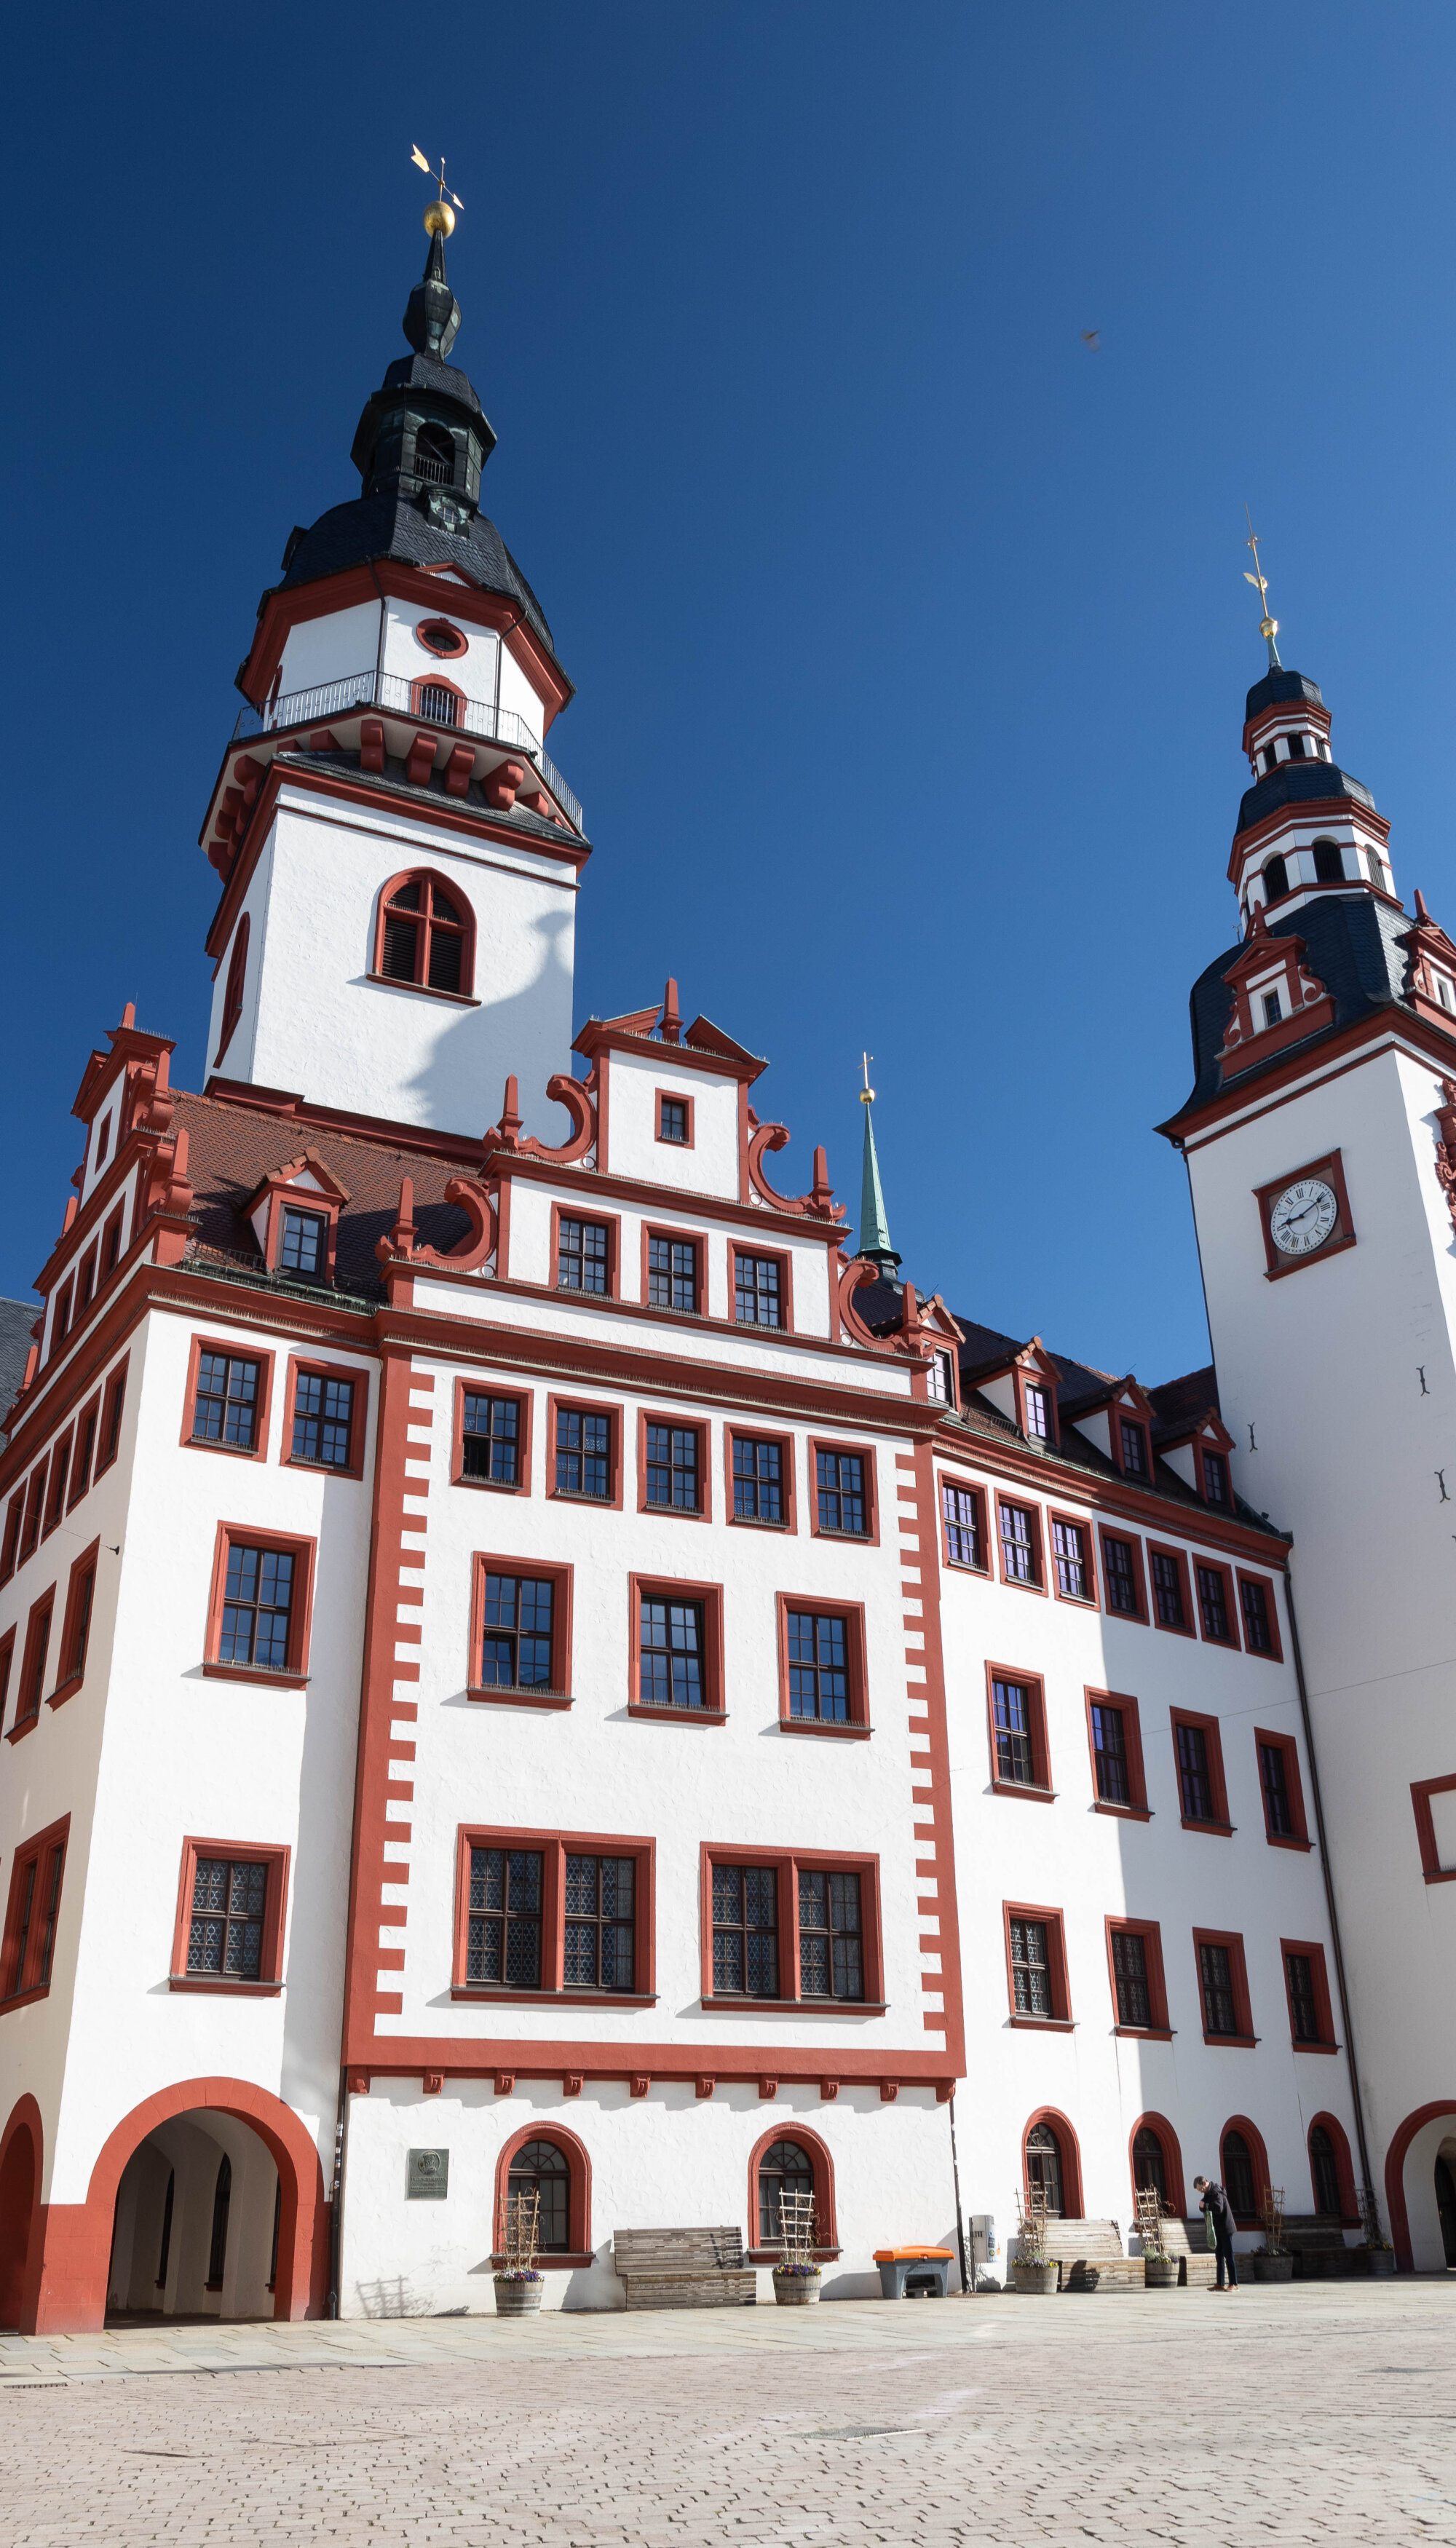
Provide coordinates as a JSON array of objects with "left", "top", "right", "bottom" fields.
[
  {"left": 1135, "top": 2188, "right": 1178, "bottom": 2288},
  {"left": 494, "top": 2189, "right": 545, "bottom": 2317},
  {"left": 1012, "top": 2194, "right": 1058, "bottom": 2295},
  {"left": 772, "top": 2188, "right": 822, "bottom": 2304}
]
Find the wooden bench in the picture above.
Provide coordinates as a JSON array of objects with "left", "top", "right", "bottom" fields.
[
  {"left": 1045, "top": 2219, "right": 1143, "bottom": 2292},
  {"left": 1158, "top": 2218, "right": 1217, "bottom": 2288},
  {"left": 612, "top": 2225, "right": 758, "bottom": 2311}
]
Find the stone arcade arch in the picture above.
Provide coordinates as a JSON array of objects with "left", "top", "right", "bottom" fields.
[
  {"left": 17, "top": 2078, "right": 328, "bottom": 2333},
  {"left": 0, "top": 2097, "right": 43, "bottom": 2330},
  {"left": 1384, "top": 2103, "right": 1456, "bottom": 2271}
]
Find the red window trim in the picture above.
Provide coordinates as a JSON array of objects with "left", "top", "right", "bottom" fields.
[
  {"left": 451, "top": 1377, "right": 534, "bottom": 1497},
  {"left": 746, "top": 2122, "right": 842, "bottom": 2262},
  {"left": 1147, "top": 1540, "right": 1195, "bottom": 1637},
  {"left": 1281, "top": 1936, "right": 1338, "bottom": 2052},
  {"left": 1083, "top": 1687, "right": 1150, "bottom": 1819},
  {"left": 282, "top": 1356, "right": 370, "bottom": 1481},
  {"left": 202, "top": 1522, "right": 317, "bottom": 1688},
  {"left": 0, "top": 1491, "right": 21, "bottom": 1583},
  {"left": 724, "top": 1425, "right": 796, "bottom": 1535},
  {"left": 1015, "top": 1368, "right": 1059, "bottom": 1448},
  {"left": 807, "top": 1436, "right": 880, "bottom": 1548},
  {"left": 41, "top": 1429, "right": 73, "bottom": 1539},
  {"left": 408, "top": 670, "right": 467, "bottom": 719},
  {"left": 214, "top": 912, "right": 250, "bottom": 1067},
  {"left": 1254, "top": 1148, "right": 1356, "bottom": 1281},
  {"left": 1193, "top": 1554, "right": 1239, "bottom": 1647},
  {"left": 1002, "top": 1901, "right": 1073, "bottom": 2028},
  {"left": 545, "top": 1391, "right": 625, "bottom": 1511},
  {"left": 1048, "top": 1506, "right": 1099, "bottom": 1608},
  {"left": 100, "top": 1201, "right": 127, "bottom": 1283},
  {"left": 68, "top": 1393, "right": 101, "bottom": 1510},
  {"left": 1410, "top": 1771, "right": 1456, "bottom": 1883},
  {"left": 371, "top": 865, "right": 477, "bottom": 1002},
  {"left": 1197, "top": 1443, "right": 1233, "bottom": 1511},
  {"left": 168, "top": 1837, "right": 291, "bottom": 1994},
  {"left": 0, "top": 1816, "right": 70, "bottom": 2007},
  {"left": 994, "top": 1492, "right": 1045, "bottom": 1594},
  {"left": 7, "top": 1589, "right": 55, "bottom": 1741},
  {"left": 654, "top": 1088, "right": 695, "bottom": 1149},
  {"left": 1221, "top": 2115, "right": 1271, "bottom": 2225},
  {"left": 491, "top": 2121, "right": 593, "bottom": 2268},
  {"left": 939, "top": 1475, "right": 990, "bottom": 1575},
  {"left": 19, "top": 1467, "right": 44, "bottom": 1562},
  {"left": 94, "top": 1356, "right": 130, "bottom": 1481},
  {"left": 1128, "top": 2110, "right": 1187, "bottom": 2217},
  {"left": 50, "top": 1540, "right": 100, "bottom": 1709},
  {"left": 628, "top": 1574, "right": 727, "bottom": 1722},
  {"left": 1192, "top": 1927, "right": 1256, "bottom": 2046},
  {"left": 47, "top": 1280, "right": 74, "bottom": 1369},
  {"left": 775, "top": 1594, "right": 870, "bottom": 1737},
  {"left": 467, "top": 1554, "right": 574, "bottom": 1705},
  {"left": 984, "top": 1662, "right": 1053, "bottom": 1800},
  {"left": 1113, "top": 1414, "right": 1152, "bottom": 1483},
  {"left": 414, "top": 615, "right": 467, "bottom": 659},
  {"left": 1171, "top": 1706, "right": 1233, "bottom": 1832},
  {"left": 548, "top": 1200, "right": 622, "bottom": 1303},
  {"left": 640, "top": 1220, "right": 708, "bottom": 1319},
  {"left": 181, "top": 1335, "right": 276, "bottom": 1464},
  {"left": 697, "top": 1843, "right": 885, "bottom": 2010},
  {"left": 1307, "top": 2110, "right": 1359, "bottom": 2223},
  {"left": 1236, "top": 1568, "right": 1285, "bottom": 1662},
  {"left": 1021, "top": 2107, "right": 1084, "bottom": 2222},
  {"left": 1104, "top": 1917, "right": 1172, "bottom": 2038},
  {"left": 453, "top": 1825, "right": 656, "bottom": 2006},
  {"left": 251, "top": 1180, "right": 342, "bottom": 1285},
  {"left": 729, "top": 1241, "right": 794, "bottom": 1337},
  {"left": 0, "top": 1627, "right": 15, "bottom": 1735},
  {"left": 636, "top": 1408, "right": 713, "bottom": 1522},
  {"left": 1255, "top": 1727, "right": 1310, "bottom": 1848}
]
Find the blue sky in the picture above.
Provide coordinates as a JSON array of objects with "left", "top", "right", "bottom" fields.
[{"left": 5, "top": 3, "right": 1453, "bottom": 1383}]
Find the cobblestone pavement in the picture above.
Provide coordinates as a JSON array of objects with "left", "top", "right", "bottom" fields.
[{"left": 1, "top": 2280, "right": 1453, "bottom": 2545}]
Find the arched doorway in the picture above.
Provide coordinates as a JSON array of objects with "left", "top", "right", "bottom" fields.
[
  {"left": 106, "top": 2112, "right": 280, "bottom": 2323},
  {"left": 0, "top": 2101, "right": 41, "bottom": 2330},
  {"left": 1435, "top": 2148, "right": 1456, "bottom": 2268},
  {"left": 1382, "top": 2104, "right": 1456, "bottom": 2271}
]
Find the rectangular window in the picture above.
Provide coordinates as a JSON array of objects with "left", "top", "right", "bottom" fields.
[
  {"left": 219, "top": 1546, "right": 293, "bottom": 1670},
  {"left": 1257, "top": 1731, "right": 1307, "bottom": 1843},
  {"left": 657, "top": 1096, "right": 689, "bottom": 1145},
  {"left": 479, "top": 1574, "right": 554, "bottom": 1689},
  {"left": 816, "top": 1448, "right": 868, "bottom": 1537},
  {"left": 50, "top": 1279, "right": 74, "bottom": 1356},
  {"left": 187, "top": 1858, "right": 269, "bottom": 1980},
  {"left": 462, "top": 1393, "right": 520, "bottom": 1486},
  {"left": 711, "top": 1864, "right": 779, "bottom": 1998},
  {"left": 733, "top": 1435, "right": 784, "bottom": 1523},
  {"left": 998, "top": 1500, "right": 1040, "bottom": 1586},
  {"left": 69, "top": 1400, "right": 99, "bottom": 1508},
  {"left": 798, "top": 1870, "right": 863, "bottom": 2001},
  {"left": 1177, "top": 1721, "right": 1213, "bottom": 1821},
  {"left": 647, "top": 1234, "right": 698, "bottom": 1313},
  {"left": 1, "top": 1494, "right": 21, "bottom": 1583},
  {"left": 1119, "top": 1418, "right": 1149, "bottom": 1478},
  {"left": 1112, "top": 1928, "right": 1150, "bottom": 2027},
  {"left": 942, "top": 1481, "right": 985, "bottom": 1570},
  {"left": 557, "top": 1216, "right": 610, "bottom": 1294},
  {"left": 192, "top": 1352, "right": 261, "bottom": 1451},
  {"left": 1199, "top": 1940, "right": 1239, "bottom": 2036},
  {"left": 1286, "top": 1951, "right": 1319, "bottom": 2043},
  {"left": 1202, "top": 1450, "right": 1230, "bottom": 1506},
  {"left": 291, "top": 1372, "right": 355, "bottom": 1469},
  {"left": 1239, "top": 1574, "right": 1281, "bottom": 1658},
  {"left": 1023, "top": 1383, "right": 1050, "bottom": 1440},
  {"left": 563, "top": 1854, "right": 636, "bottom": 1991},
  {"left": 2, "top": 1829, "right": 67, "bottom": 2001},
  {"left": 103, "top": 1204, "right": 124, "bottom": 1275},
  {"left": 1150, "top": 1548, "right": 1187, "bottom": 1629},
  {"left": 467, "top": 1845, "right": 542, "bottom": 1987},
  {"left": 17, "top": 1594, "right": 53, "bottom": 1727},
  {"left": 55, "top": 1543, "right": 99, "bottom": 1697},
  {"left": 990, "top": 1674, "right": 1045, "bottom": 1789},
  {"left": 1051, "top": 1516, "right": 1091, "bottom": 1601},
  {"left": 1197, "top": 1563, "right": 1234, "bottom": 1642},
  {"left": 0, "top": 1629, "right": 13, "bottom": 1732},
  {"left": 639, "top": 1596, "right": 705, "bottom": 1708},
  {"left": 1008, "top": 1915, "right": 1051, "bottom": 2016},
  {"left": 555, "top": 1406, "right": 610, "bottom": 1500},
  {"left": 1091, "top": 1701, "right": 1130, "bottom": 1803},
  {"left": 44, "top": 1436, "right": 70, "bottom": 1534},
  {"left": 645, "top": 1422, "right": 700, "bottom": 1512},
  {"left": 1262, "top": 990, "right": 1282, "bottom": 1029},
  {"left": 1102, "top": 1534, "right": 1141, "bottom": 1616},
  {"left": 927, "top": 1349, "right": 957, "bottom": 1406},
  {"left": 98, "top": 1361, "right": 127, "bottom": 1473},
  {"left": 734, "top": 1254, "right": 783, "bottom": 1329},
  {"left": 279, "top": 1207, "right": 327, "bottom": 1278},
  {"left": 20, "top": 1471, "right": 44, "bottom": 1562},
  {"left": 786, "top": 1611, "right": 850, "bottom": 1722}
]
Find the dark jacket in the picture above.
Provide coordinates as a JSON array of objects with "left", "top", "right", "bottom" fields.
[{"left": 1200, "top": 2181, "right": 1237, "bottom": 2236}]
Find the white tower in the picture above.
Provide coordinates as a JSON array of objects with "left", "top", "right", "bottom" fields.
[
  {"left": 1161, "top": 630, "right": 1456, "bottom": 2271},
  {"left": 198, "top": 224, "right": 587, "bottom": 1139}
]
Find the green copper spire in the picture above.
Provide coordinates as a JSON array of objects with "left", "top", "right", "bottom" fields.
[{"left": 856, "top": 1059, "right": 901, "bottom": 1276}]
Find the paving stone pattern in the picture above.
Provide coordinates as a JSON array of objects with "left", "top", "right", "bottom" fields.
[{"left": 1, "top": 2282, "right": 1454, "bottom": 2545}]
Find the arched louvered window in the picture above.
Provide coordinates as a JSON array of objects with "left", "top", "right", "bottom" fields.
[
  {"left": 375, "top": 871, "right": 473, "bottom": 998},
  {"left": 207, "top": 2153, "right": 232, "bottom": 2288},
  {"left": 1313, "top": 838, "right": 1344, "bottom": 884},
  {"left": 414, "top": 422, "right": 455, "bottom": 486}
]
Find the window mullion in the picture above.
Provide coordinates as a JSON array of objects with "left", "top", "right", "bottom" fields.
[{"left": 783, "top": 1858, "right": 800, "bottom": 2002}]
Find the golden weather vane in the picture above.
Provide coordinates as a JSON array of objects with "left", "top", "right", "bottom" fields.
[
  {"left": 411, "top": 145, "right": 464, "bottom": 238},
  {"left": 1243, "top": 505, "right": 1283, "bottom": 669},
  {"left": 859, "top": 1052, "right": 876, "bottom": 1105}
]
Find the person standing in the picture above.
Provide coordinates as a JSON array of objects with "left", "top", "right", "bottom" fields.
[{"left": 1193, "top": 2173, "right": 1240, "bottom": 2291}]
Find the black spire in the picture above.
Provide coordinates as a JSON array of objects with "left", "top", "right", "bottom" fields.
[{"left": 402, "top": 230, "right": 461, "bottom": 363}]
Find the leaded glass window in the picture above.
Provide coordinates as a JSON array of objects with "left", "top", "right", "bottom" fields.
[
  {"left": 732, "top": 1436, "right": 783, "bottom": 1522},
  {"left": 557, "top": 1216, "right": 609, "bottom": 1294},
  {"left": 192, "top": 1352, "right": 259, "bottom": 1450},
  {"left": 1151, "top": 1551, "right": 1185, "bottom": 1627},
  {"left": 467, "top": 1845, "right": 542, "bottom": 1985},
  {"left": 1025, "top": 2121, "right": 1063, "bottom": 2215},
  {"left": 1199, "top": 1941, "right": 1238, "bottom": 2035},
  {"left": 188, "top": 1858, "right": 266, "bottom": 1979},
  {"left": 563, "top": 1854, "right": 635, "bottom": 1990},
  {"left": 479, "top": 1574, "right": 553, "bottom": 1688},
  {"left": 644, "top": 1423, "right": 699, "bottom": 1511},
  {"left": 218, "top": 1544, "right": 293, "bottom": 1669},
  {"left": 799, "top": 1870, "right": 863, "bottom": 2000},
  {"left": 648, "top": 1235, "right": 697, "bottom": 1312},
  {"left": 816, "top": 1449, "right": 866, "bottom": 1535},
  {"left": 757, "top": 2140, "right": 813, "bottom": 2244},
  {"left": 735, "top": 1254, "right": 782, "bottom": 1328},
  {"left": 1009, "top": 1916, "right": 1051, "bottom": 2016},
  {"left": 291, "top": 1372, "right": 354, "bottom": 1468},
  {"left": 462, "top": 1393, "right": 519, "bottom": 1484},
  {"left": 1197, "top": 1564, "right": 1231, "bottom": 1642},
  {"left": 1176, "top": 1721, "right": 1214, "bottom": 1821},
  {"left": 507, "top": 2140, "right": 569, "bottom": 2252},
  {"left": 555, "top": 1406, "right": 609, "bottom": 1499},
  {"left": 638, "top": 1597, "right": 705, "bottom": 1708},
  {"left": 786, "top": 1611, "right": 850, "bottom": 1722},
  {"left": 711, "top": 1864, "right": 778, "bottom": 1996},
  {"left": 1112, "top": 1928, "right": 1150, "bottom": 2027}
]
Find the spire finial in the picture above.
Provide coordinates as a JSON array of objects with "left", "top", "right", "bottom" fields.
[
  {"left": 855, "top": 1056, "right": 901, "bottom": 1277},
  {"left": 1243, "top": 506, "right": 1283, "bottom": 669},
  {"left": 410, "top": 145, "right": 464, "bottom": 240}
]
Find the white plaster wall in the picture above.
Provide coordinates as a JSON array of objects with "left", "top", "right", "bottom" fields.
[
  {"left": 340, "top": 2079, "right": 958, "bottom": 2314},
  {"left": 237, "top": 789, "right": 578, "bottom": 1132},
  {"left": 606, "top": 1051, "right": 742, "bottom": 1201},
  {"left": 204, "top": 863, "right": 270, "bottom": 1088},
  {"left": 496, "top": 646, "right": 546, "bottom": 745},
  {"left": 80, "top": 1093, "right": 128, "bottom": 1210},
  {"left": 278, "top": 602, "right": 381, "bottom": 700},
  {"left": 1184, "top": 1041, "right": 1456, "bottom": 2208},
  {"left": 935, "top": 1456, "right": 1361, "bottom": 2241},
  {"left": 379, "top": 601, "right": 502, "bottom": 714}
]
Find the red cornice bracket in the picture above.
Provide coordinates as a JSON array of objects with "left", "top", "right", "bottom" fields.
[
  {"left": 482, "top": 756, "right": 525, "bottom": 812},
  {"left": 406, "top": 731, "right": 437, "bottom": 788},
  {"left": 695, "top": 2076, "right": 714, "bottom": 2099},
  {"left": 444, "top": 743, "right": 475, "bottom": 799},
  {"left": 360, "top": 719, "right": 386, "bottom": 775}
]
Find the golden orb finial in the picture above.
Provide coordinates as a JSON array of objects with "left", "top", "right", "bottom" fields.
[
  {"left": 411, "top": 146, "right": 464, "bottom": 237},
  {"left": 859, "top": 1051, "right": 876, "bottom": 1105},
  {"left": 424, "top": 199, "right": 456, "bottom": 239}
]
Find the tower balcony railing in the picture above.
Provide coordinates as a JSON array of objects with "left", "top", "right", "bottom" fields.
[{"left": 230, "top": 670, "right": 584, "bottom": 833}]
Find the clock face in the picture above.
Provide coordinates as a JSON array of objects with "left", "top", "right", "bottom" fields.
[{"left": 1269, "top": 1176, "right": 1339, "bottom": 1257}]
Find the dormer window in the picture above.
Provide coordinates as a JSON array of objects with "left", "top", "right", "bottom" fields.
[
  {"left": 1263, "top": 855, "right": 1289, "bottom": 903},
  {"left": 1024, "top": 1383, "right": 1051, "bottom": 1441},
  {"left": 280, "top": 1208, "right": 327, "bottom": 1281},
  {"left": 1313, "top": 840, "right": 1344, "bottom": 884},
  {"left": 928, "top": 1350, "right": 957, "bottom": 1406},
  {"left": 1437, "top": 975, "right": 1456, "bottom": 1014},
  {"left": 657, "top": 1096, "right": 690, "bottom": 1144},
  {"left": 1119, "top": 1417, "right": 1149, "bottom": 1479},
  {"left": 1202, "top": 1449, "right": 1230, "bottom": 1507},
  {"left": 376, "top": 871, "right": 473, "bottom": 998},
  {"left": 1262, "top": 990, "right": 1283, "bottom": 1028},
  {"left": 414, "top": 423, "right": 455, "bottom": 486}
]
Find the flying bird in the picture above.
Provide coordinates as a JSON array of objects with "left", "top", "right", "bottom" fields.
[{"left": 1081, "top": 329, "right": 1101, "bottom": 349}]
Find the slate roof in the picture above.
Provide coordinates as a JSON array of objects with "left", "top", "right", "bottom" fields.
[
  {"left": 1147, "top": 1365, "right": 1219, "bottom": 1435},
  {"left": 1175, "top": 891, "right": 1416, "bottom": 1118},
  {"left": 272, "top": 493, "right": 559, "bottom": 666},
  {"left": 0, "top": 1298, "right": 36, "bottom": 1449},
  {"left": 1235, "top": 756, "right": 1375, "bottom": 839},
  {"left": 1245, "top": 668, "right": 1325, "bottom": 721}
]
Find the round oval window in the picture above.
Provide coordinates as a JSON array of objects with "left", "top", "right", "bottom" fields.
[{"left": 418, "top": 619, "right": 465, "bottom": 658}]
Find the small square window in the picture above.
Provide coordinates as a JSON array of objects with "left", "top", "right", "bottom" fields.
[
  {"left": 658, "top": 1097, "right": 689, "bottom": 1144},
  {"left": 279, "top": 1208, "right": 327, "bottom": 1278},
  {"left": 1262, "top": 990, "right": 1283, "bottom": 1028},
  {"left": 557, "top": 1217, "right": 609, "bottom": 1294},
  {"left": 648, "top": 1236, "right": 697, "bottom": 1313},
  {"left": 734, "top": 1255, "right": 782, "bottom": 1329},
  {"left": 291, "top": 1373, "right": 355, "bottom": 1469},
  {"left": 462, "top": 1394, "right": 521, "bottom": 1487}
]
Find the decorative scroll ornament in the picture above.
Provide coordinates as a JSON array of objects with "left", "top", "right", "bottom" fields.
[
  {"left": 1433, "top": 1079, "right": 1456, "bottom": 1235},
  {"left": 746, "top": 1112, "right": 845, "bottom": 1221},
  {"left": 483, "top": 1071, "right": 597, "bottom": 1166}
]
